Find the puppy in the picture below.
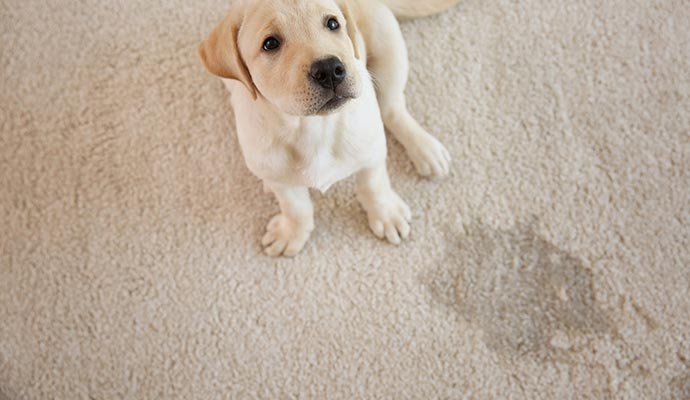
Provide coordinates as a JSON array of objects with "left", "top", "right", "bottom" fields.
[{"left": 200, "top": 0, "right": 458, "bottom": 257}]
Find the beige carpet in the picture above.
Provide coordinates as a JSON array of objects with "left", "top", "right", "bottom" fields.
[{"left": 1, "top": 0, "right": 689, "bottom": 398}]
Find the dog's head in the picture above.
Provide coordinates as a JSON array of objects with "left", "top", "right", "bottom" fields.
[{"left": 199, "top": 0, "right": 363, "bottom": 116}]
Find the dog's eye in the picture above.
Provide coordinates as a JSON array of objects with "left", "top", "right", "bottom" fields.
[
  {"left": 326, "top": 18, "right": 340, "bottom": 31},
  {"left": 262, "top": 37, "right": 281, "bottom": 52}
]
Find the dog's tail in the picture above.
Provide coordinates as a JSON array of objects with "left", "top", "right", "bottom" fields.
[{"left": 379, "top": 0, "right": 461, "bottom": 19}]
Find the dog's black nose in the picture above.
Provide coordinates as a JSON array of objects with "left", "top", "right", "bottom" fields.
[{"left": 309, "top": 57, "right": 346, "bottom": 89}]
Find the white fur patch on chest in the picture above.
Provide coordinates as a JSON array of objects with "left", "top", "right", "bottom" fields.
[{"left": 229, "top": 73, "right": 387, "bottom": 191}]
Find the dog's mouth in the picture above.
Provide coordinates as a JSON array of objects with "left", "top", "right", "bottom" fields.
[
  {"left": 317, "top": 93, "right": 353, "bottom": 114},
  {"left": 320, "top": 96, "right": 348, "bottom": 112}
]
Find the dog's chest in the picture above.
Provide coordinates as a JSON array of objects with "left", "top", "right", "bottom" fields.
[
  {"left": 230, "top": 73, "right": 387, "bottom": 191},
  {"left": 256, "top": 112, "right": 384, "bottom": 192},
  {"left": 235, "top": 101, "right": 386, "bottom": 192},
  {"left": 284, "top": 116, "right": 382, "bottom": 192}
]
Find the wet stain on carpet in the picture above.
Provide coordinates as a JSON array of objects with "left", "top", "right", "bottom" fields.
[{"left": 424, "top": 221, "right": 614, "bottom": 361}]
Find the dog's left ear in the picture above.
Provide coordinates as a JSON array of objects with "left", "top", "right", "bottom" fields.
[
  {"left": 199, "top": 3, "right": 258, "bottom": 100},
  {"left": 339, "top": 1, "right": 363, "bottom": 60}
]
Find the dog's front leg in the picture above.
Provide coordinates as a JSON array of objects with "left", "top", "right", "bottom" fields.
[
  {"left": 262, "top": 182, "right": 314, "bottom": 257},
  {"left": 356, "top": 163, "right": 412, "bottom": 245}
]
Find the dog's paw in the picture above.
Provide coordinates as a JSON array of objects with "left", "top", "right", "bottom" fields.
[
  {"left": 406, "top": 134, "right": 452, "bottom": 178},
  {"left": 261, "top": 214, "right": 312, "bottom": 257},
  {"left": 363, "top": 192, "right": 412, "bottom": 245}
]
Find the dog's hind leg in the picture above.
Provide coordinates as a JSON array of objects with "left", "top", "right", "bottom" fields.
[{"left": 366, "top": 7, "right": 451, "bottom": 178}]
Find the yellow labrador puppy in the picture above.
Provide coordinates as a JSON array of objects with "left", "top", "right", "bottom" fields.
[{"left": 200, "top": 0, "right": 458, "bottom": 257}]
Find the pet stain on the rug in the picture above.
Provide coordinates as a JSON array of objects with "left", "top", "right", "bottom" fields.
[{"left": 424, "top": 222, "right": 613, "bottom": 361}]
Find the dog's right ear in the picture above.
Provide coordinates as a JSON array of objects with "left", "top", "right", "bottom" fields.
[
  {"left": 339, "top": 0, "right": 362, "bottom": 60},
  {"left": 199, "top": 5, "right": 258, "bottom": 100}
]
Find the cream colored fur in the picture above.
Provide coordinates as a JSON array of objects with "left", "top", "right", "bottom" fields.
[{"left": 200, "top": 0, "right": 453, "bottom": 256}]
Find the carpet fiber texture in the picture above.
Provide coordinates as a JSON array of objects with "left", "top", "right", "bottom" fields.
[{"left": 1, "top": 0, "right": 689, "bottom": 398}]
